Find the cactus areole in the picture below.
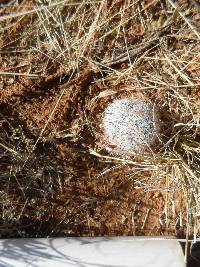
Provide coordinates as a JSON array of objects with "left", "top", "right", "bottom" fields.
[{"left": 102, "top": 97, "right": 161, "bottom": 155}]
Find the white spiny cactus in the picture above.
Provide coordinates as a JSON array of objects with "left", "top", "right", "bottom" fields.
[{"left": 102, "top": 98, "right": 161, "bottom": 155}]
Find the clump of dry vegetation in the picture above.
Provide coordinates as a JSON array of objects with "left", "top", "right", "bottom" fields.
[{"left": 0, "top": 0, "right": 200, "bottom": 240}]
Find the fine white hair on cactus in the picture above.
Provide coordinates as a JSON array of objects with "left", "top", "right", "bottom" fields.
[{"left": 102, "top": 98, "right": 161, "bottom": 155}]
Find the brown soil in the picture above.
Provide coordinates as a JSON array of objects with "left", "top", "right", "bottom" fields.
[
  {"left": 0, "top": 0, "right": 199, "bottom": 238},
  {"left": 0, "top": 66, "right": 187, "bottom": 238}
]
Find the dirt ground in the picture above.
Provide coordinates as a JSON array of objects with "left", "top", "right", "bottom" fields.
[{"left": 0, "top": 0, "right": 200, "bottom": 238}]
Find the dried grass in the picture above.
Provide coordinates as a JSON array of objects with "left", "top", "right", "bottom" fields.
[{"left": 0, "top": 0, "right": 200, "bottom": 244}]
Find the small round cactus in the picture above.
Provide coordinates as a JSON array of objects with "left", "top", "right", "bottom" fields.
[{"left": 102, "top": 96, "right": 161, "bottom": 155}]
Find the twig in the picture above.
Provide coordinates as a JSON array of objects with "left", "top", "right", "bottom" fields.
[
  {"left": 142, "top": 208, "right": 151, "bottom": 230},
  {"left": 0, "top": 1, "right": 102, "bottom": 22},
  {"left": 104, "top": 21, "right": 172, "bottom": 67},
  {"left": 0, "top": 143, "right": 18, "bottom": 155},
  {"left": 167, "top": 0, "right": 200, "bottom": 40},
  {"left": 0, "top": 71, "right": 40, "bottom": 77},
  {"left": 131, "top": 204, "right": 137, "bottom": 235}
]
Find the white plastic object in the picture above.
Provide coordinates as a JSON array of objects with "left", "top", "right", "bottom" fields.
[{"left": 0, "top": 237, "right": 185, "bottom": 267}]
